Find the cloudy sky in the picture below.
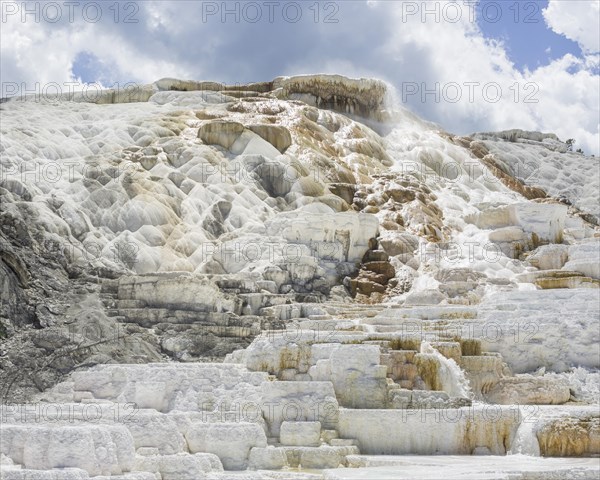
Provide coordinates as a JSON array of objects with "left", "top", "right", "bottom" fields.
[{"left": 2, "top": 0, "right": 599, "bottom": 153}]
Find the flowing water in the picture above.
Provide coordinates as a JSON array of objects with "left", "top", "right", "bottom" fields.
[{"left": 420, "top": 341, "right": 472, "bottom": 399}]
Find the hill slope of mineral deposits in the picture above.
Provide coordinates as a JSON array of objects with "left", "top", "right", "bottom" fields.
[{"left": 1, "top": 74, "right": 598, "bottom": 479}]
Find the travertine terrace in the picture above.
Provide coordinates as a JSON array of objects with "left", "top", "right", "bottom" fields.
[{"left": 1, "top": 74, "right": 599, "bottom": 479}]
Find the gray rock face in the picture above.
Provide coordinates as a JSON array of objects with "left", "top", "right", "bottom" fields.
[
  {"left": 0, "top": 220, "right": 165, "bottom": 402},
  {"left": 0, "top": 247, "right": 31, "bottom": 329}
]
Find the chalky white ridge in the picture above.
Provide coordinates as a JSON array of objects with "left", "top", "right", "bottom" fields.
[{"left": 1, "top": 74, "right": 598, "bottom": 479}]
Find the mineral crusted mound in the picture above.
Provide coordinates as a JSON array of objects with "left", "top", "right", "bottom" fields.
[{"left": 1, "top": 74, "right": 598, "bottom": 479}]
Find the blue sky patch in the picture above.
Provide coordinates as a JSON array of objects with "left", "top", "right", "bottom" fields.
[
  {"left": 477, "top": 0, "right": 582, "bottom": 71},
  {"left": 71, "top": 51, "right": 118, "bottom": 86}
]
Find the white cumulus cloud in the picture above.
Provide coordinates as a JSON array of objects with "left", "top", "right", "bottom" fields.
[{"left": 543, "top": 0, "right": 600, "bottom": 54}]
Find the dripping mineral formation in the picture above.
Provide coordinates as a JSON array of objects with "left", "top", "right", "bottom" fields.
[{"left": 1, "top": 74, "right": 599, "bottom": 479}]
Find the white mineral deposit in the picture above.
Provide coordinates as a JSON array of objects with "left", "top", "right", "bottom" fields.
[{"left": 1, "top": 2, "right": 599, "bottom": 479}]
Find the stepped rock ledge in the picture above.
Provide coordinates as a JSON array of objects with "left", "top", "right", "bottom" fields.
[{"left": 1, "top": 74, "right": 598, "bottom": 479}]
